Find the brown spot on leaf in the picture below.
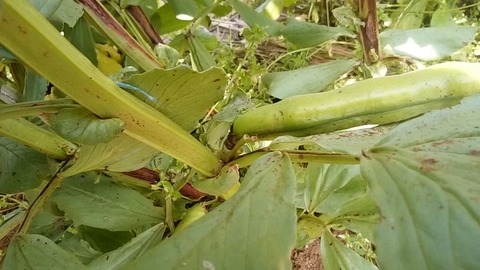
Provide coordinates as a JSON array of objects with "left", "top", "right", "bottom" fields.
[
  {"left": 420, "top": 158, "right": 437, "bottom": 172},
  {"left": 469, "top": 150, "right": 480, "bottom": 156},
  {"left": 432, "top": 139, "right": 454, "bottom": 147}
]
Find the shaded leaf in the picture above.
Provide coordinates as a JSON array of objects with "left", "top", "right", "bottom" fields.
[
  {"left": 0, "top": 136, "right": 50, "bottom": 193},
  {"left": 51, "top": 172, "right": 164, "bottom": 231},
  {"left": 30, "top": 0, "right": 83, "bottom": 28},
  {"left": 188, "top": 35, "right": 216, "bottom": 71},
  {"left": 46, "top": 107, "right": 124, "bottom": 145},
  {"left": 264, "top": 60, "right": 357, "bottom": 99},
  {"left": 64, "top": 17, "right": 98, "bottom": 66},
  {"left": 151, "top": 3, "right": 190, "bottom": 34},
  {"left": 125, "top": 66, "right": 226, "bottom": 132},
  {"left": 228, "top": 0, "right": 283, "bottom": 36},
  {"left": 360, "top": 95, "right": 480, "bottom": 269},
  {"left": 2, "top": 234, "right": 87, "bottom": 270},
  {"left": 123, "top": 152, "right": 297, "bottom": 269},
  {"left": 23, "top": 68, "right": 48, "bottom": 102},
  {"left": 282, "top": 18, "right": 354, "bottom": 48},
  {"left": 321, "top": 229, "right": 377, "bottom": 270},
  {"left": 57, "top": 232, "right": 102, "bottom": 264},
  {"left": 88, "top": 224, "right": 166, "bottom": 270},
  {"left": 78, "top": 226, "right": 133, "bottom": 253},
  {"left": 380, "top": 27, "right": 477, "bottom": 61}
]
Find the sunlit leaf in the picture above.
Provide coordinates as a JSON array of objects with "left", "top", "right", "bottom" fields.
[
  {"left": 88, "top": 224, "right": 166, "bottom": 270},
  {"left": 380, "top": 27, "right": 477, "bottom": 61},
  {"left": 264, "top": 60, "right": 357, "bottom": 99},
  {"left": 360, "top": 95, "right": 480, "bottom": 269},
  {"left": 0, "top": 136, "right": 50, "bottom": 193},
  {"left": 190, "top": 165, "right": 239, "bottom": 196},
  {"left": 282, "top": 18, "right": 354, "bottom": 48},
  {"left": 51, "top": 172, "right": 164, "bottom": 231},
  {"left": 390, "top": 0, "right": 428, "bottom": 30},
  {"left": 123, "top": 152, "right": 297, "bottom": 269},
  {"left": 125, "top": 66, "right": 226, "bottom": 132},
  {"left": 228, "top": 0, "right": 283, "bottom": 36},
  {"left": 321, "top": 229, "right": 377, "bottom": 270},
  {"left": 150, "top": 3, "right": 190, "bottom": 34},
  {"left": 3, "top": 234, "right": 87, "bottom": 270}
]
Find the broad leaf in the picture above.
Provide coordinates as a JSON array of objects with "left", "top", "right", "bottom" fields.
[
  {"left": 228, "top": 0, "right": 283, "bottom": 36},
  {"left": 30, "top": 0, "right": 83, "bottom": 28},
  {"left": 125, "top": 66, "right": 226, "bottom": 132},
  {"left": 389, "top": 0, "right": 428, "bottom": 30},
  {"left": 78, "top": 226, "right": 134, "bottom": 253},
  {"left": 23, "top": 68, "right": 48, "bottom": 101},
  {"left": 380, "top": 26, "right": 477, "bottom": 61},
  {"left": 281, "top": 18, "right": 354, "bottom": 48},
  {"left": 64, "top": 17, "right": 98, "bottom": 66},
  {"left": 51, "top": 172, "right": 164, "bottom": 231},
  {"left": 60, "top": 133, "right": 158, "bottom": 176},
  {"left": 0, "top": 136, "right": 50, "bottom": 193},
  {"left": 321, "top": 229, "right": 377, "bottom": 270},
  {"left": 122, "top": 152, "right": 297, "bottom": 269},
  {"left": 264, "top": 60, "right": 357, "bottom": 99},
  {"left": 46, "top": 107, "right": 125, "bottom": 145},
  {"left": 2, "top": 234, "right": 87, "bottom": 270},
  {"left": 88, "top": 224, "right": 166, "bottom": 270},
  {"left": 57, "top": 232, "right": 102, "bottom": 264},
  {"left": 190, "top": 165, "right": 239, "bottom": 196},
  {"left": 150, "top": 3, "right": 190, "bottom": 34},
  {"left": 360, "top": 95, "right": 480, "bottom": 269}
]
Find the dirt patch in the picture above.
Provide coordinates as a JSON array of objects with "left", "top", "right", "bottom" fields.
[{"left": 291, "top": 239, "right": 324, "bottom": 270}]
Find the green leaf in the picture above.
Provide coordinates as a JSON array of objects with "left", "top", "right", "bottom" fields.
[
  {"left": 2, "top": 234, "right": 87, "bottom": 270},
  {"left": 125, "top": 66, "right": 226, "bottom": 132},
  {"left": 29, "top": 0, "right": 83, "bottom": 28},
  {"left": 380, "top": 27, "right": 477, "bottom": 61},
  {"left": 46, "top": 107, "right": 125, "bottom": 145},
  {"left": 264, "top": 60, "right": 357, "bottom": 99},
  {"left": 188, "top": 35, "right": 216, "bottom": 71},
  {"left": 360, "top": 95, "right": 480, "bottom": 269},
  {"left": 0, "top": 136, "right": 50, "bottom": 193},
  {"left": 303, "top": 164, "right": 360, "bottom": 213},
  {"left": 390, "top": 0, "right": 428, "bottom": 30},
  {"left": 190, "top": 165, "right": 239, "bottom": 196},
  {"left": 78, "top": 226, "right": 134, "bottom": 253},
  {"left": 60, "top": 133, "right": 158, "bottom": 176},
  {"left": 150, "top": 3, "right": 190, "bottom": 34},
  {"left": 321, "top": 229, "right": 377, "bottom": 270},
  {"left": 88, "top": 224, "right": 166, "bottom": 270},
  {"left": 228, "top": 0, "right": 283, "bottom": 36},
  {"left": 51, "top": 172, "right": 164, "bottom": 231},
  {"left": 23, "top": 68, "right": 48, "bottom": 102},
  {"left": 29, "top": 211, "right": 71, "bottom": 241},
  {"left": 64, "top": 17, "right": 98, "bottom": 66},
  {"left": 122, "top": 152, "right": 297, "bottom": 269},
  {"left": 57, "top": 232, "right": 102, "bottom": 264},
  {"left": 281, "top": 18, "right": 354, "bottom": 48}
]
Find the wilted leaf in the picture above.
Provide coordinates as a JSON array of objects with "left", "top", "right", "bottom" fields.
[
  {"left": 282, "top": 18, "right": 354, "bottom": 48},
  {"left": 321, "top": 229, "right": 377, "bottom": 270},
  {"left": 125, "top": 66, "right": 226, "bottom": 132},
  {"left": 0, "top": 136, "right": 50, "bottom": 193},
  {"left": 88, "top": 224, "right": 166, "bottom": 270},
  {"left": 122, "top": 152, "right": 297, "bottom": 269},
  {"left": 380, "top": 26, "right": 477, "bottom": 61},
  {"left": 3, "top": 234, "right": 87, "bottom": 270},
  {"left": 360, "top": 95, "right": 480, "bottom": 269},
  {"left": 51, "top": 172, "right": 164, "bottom": 231},
  {"left": 264, "top": 60, "right": 357, "bottom": 99},
  {"left": 46, "top": 107, "right": 124, "bottom": 145}
]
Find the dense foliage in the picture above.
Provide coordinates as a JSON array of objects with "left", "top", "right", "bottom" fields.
[{"left": 1, "top": 0, "right": 479, "bottom": 269}]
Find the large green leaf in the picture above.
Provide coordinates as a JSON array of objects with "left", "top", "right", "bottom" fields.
[
  {"left": 380, "top": 26, "right": 477, "bottom": 61},
  {"left": 125, "top": 66, "right": 226, "bottom": 132},
  {"left": 29, "top": 0, "right": 83, "bottom": 28},
  {"left": 0, "top": 136, "right": 50, "bottom": 193},
  {"left": 360, "top": 95, "right": 480, "bottom": 269},
  {"left": 61, "top": 133, "right": 158, "bottom": 176},
  {"left": 57, "top": 232, "right": 102, "bottom": 265},
  {"left": 122, "top": 152, "right": 297, "bottom": 269},
  {"left": 2, "top": 234, "right": 87, "bottom": 270},
  {"left": 88, "top": 224, "right": 166, "bottom": 270},
  {"left": 389, "top": 0, "right": 428, "bottom": 30},
  {"left": 51, "top": 172, "right": 164, "bottom": 231},
  {"left": 228, "top": 0, "right": 283, "bottom": 36},
  {"left": 281, "top": 18, "right": 354, "bottom": 48},
  {"left": 264, "top": 60, "right": 357, "bottom": 99},
  {"left": 321, "top": 229, "right": 377, "bottom": 270}
]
